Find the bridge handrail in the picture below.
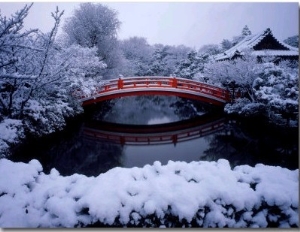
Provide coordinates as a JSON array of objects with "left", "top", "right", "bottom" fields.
[
  {"left": 83, "top": 117, "right": 225, "bottom": 145},
  {"left": 107, "top": 76, "right": 221, "bottom": 90},
  {"left": 74, "top": 76, "right": 231, "bottom": 102}
]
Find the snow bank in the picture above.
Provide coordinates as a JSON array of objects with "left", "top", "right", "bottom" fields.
[{"left": 0, "top": 158, "right": 298, "bottom": 228}]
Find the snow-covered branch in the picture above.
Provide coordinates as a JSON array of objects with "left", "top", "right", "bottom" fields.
[
  {"left": 0, "top": 3, "right": 33, "bottom": 37},
  {"left": 0, "top": 73, "right": 38, "bottom": 80}
]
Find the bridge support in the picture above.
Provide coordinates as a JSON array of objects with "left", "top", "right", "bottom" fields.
[{"left": 76, "top": 76, "right": 231, "bottom": 106}]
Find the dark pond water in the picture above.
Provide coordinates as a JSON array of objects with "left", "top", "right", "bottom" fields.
[{"left": 10, "top": 96, "right": 298, "bottom": 177}]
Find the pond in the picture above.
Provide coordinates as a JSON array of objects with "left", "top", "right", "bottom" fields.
[{"left": 10, "top": 96, "right": 298, "bottom": 177}]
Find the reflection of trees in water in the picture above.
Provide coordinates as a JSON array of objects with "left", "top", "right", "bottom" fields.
[
  {"left": 11, "top": 121, "right": 124, "bottom": 177},
  {"left": 85, "top": 96, "right": 212, "bottom": 124},
  {"left": 201, "top": 119, "right": 298, "bottom": 170},
  {"left": 41, "top": 136, "right": 124, "bottom": 177},
  {"left": 201, "top": 125, "right": 257, "bottom": 168}
]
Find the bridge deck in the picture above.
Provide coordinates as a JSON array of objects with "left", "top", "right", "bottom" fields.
[{"left": 74, "top": 76, "right": 231, "bottom": 106}]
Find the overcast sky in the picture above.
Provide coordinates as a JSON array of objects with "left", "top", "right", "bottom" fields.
[{"left": 0, "top": 1, "right": 298, "bottom": 49}]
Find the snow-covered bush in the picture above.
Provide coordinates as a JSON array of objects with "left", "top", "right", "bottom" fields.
[
  {"left": 224, "top": 98, "right": 266, "bottom": 117},
  {"left": 253, "top": 62, "right": 298, "bottom": 126},
  {"left": 0, "top": 119, "right": 24, "bottom": 157},
  {"left": 62, "top": 44, "right": 107, "bottom": 92},
  {"left": 0, "top": 158, "right": 298, "bottom": 228},
  {"left": 203, "top": 50, "right": 258, "bottom": 101},
  {"left": 202, "top": 50, "right": 298, "bottom": 126}
]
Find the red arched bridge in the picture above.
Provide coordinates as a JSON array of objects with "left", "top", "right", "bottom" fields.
[
  {"left": 74, "top": 76, "right": 231, "bottom": 106},
  {"left": 82, "top": 113, "right": 225, "bottom": 146}
]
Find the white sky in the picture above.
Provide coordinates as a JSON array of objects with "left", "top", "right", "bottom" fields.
[{"left": 0, "top": 1, "right": 298, "bottom": 49}]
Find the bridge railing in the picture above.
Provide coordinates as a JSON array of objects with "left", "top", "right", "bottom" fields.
[
  {"left": 73, "top": 76, "right": 231, "bottom": 102},
  {"left": 82, "top": 117, "right": 226, "bottom": 146}
]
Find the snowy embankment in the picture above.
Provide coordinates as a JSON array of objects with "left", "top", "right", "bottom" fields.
[{"left": 0, "top": 158, "right": 298, "bottom": 228}]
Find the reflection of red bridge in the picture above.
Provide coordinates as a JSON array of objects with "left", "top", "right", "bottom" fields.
[
  {"left": 75, "top": 77, "right": 231, "bottom": 106},
  {"left": 82, "top": 114, "right": 225, "bottom": 146}
]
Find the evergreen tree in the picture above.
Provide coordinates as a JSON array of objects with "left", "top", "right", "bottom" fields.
[
  {"left": 242, "top": 25, "right": 252, "bottom": 36},
  {"left": 221, "top": 39, "right": 233, "bottom": 51},
  {"left": 231, "top": 25, "right": 252, "bottom": 46},
  {"left": 147, "top": 44, "right": 191, "bottom": 76},
  {"left": 147, "top": 44, "right": 169, "bottom": 76},
  {"left": 283, "top": 35, "right": 299, "bottom": 48},
  {"left": 175, "top": 50, "right": 209, "bottom": 79}
]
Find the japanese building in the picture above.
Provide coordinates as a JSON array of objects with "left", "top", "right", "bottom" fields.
[{"left": 214, "top": 28, "right": 298, "bottom": 63}]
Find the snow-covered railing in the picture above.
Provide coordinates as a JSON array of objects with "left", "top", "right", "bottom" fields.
[
  {"left": 73, "top": 76, "right": 231, "bottom": 106},
  {"left": 0, "top": 159, "right": 298, "bottom": 228}
]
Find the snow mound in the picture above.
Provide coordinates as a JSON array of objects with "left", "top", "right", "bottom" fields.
[{"left": 0, "top": 158, "right": 298, "bottom": 228}]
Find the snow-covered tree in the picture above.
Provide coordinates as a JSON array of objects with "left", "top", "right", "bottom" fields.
[
  {"left": 21, "top": 42, "right": 107, "bottom": 136},
  {"left": 209, "top": 55, "right": 299, "bottom": 126},
  {"left": 204, "top": 50, "right": 259, "bottom": 99},
  {"left": 0, "top": 4, "right": 107, "bottom": 155},
  {"left": 231, "top": 25, "right": 252, "bottom": 47},
  {"left": 147, "top": 44, "right": 169, "bottom": 76},
  {"left": 119, "top": 37, "right": 153, "bottom": 76},
  {"left": 146, "top": 44, "right": 191, "bottom": 77},
  {"left": 0, "top": 5, "right": 78, "bottom": 133},
  {"left": 242, "top": 25, "right": 252, "bottom": 36},
  {"left": 175, "top": 50, "right": 209, "bottom": 79},
  {"left": 220, "top": 39, "right": 233, "bottom": 51},
  {"left": 283, "top": 35, "right": 298, "bottom": 48},
  {"left": 0, "top": 4, "right": 70, "bottom": 152},
  {"left": 162, "top": 45, "right": 192, "bottom": 76},
  {"left": 0, "top": 3, "right": 38, "bottom": 119},
  {"left": 252, "top": 62, "right": 298, "bottom": 126},
  {"left": 62, "top": 2, "right": 121, "bottom": 78},
  {"left": 202, "top": 51, "right": 298, "bottom": 124},
  {"left": 198, "top": 44, "right": 221, "bottom": 56},
  {"left": 120, "top": 37, "right": 152, "bottom": 61}
]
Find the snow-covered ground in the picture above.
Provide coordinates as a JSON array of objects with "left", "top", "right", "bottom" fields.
[{"left": 0, "top": 158, "right": 298, "bottom": 228}]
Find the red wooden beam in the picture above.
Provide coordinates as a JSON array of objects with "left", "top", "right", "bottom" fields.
[{"left": 75, "top": 76, "right": 231, "bottom": 107}]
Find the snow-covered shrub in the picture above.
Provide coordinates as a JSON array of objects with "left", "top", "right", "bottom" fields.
[
  {"left": 0, "top": 119, "right": 24, "bottom": 157},
  {"left": 253, "top": 62, "right": 298, "bottom": 126},
  {"left": 61, "top": 44, "right": 107, "bottom": 96},
  {"left": 224, "top": 98, "right": 266, "bottom": 117},
  {"left": 224, "top": 98, "right": 250, "bottom": 115},
  {"left": 22, "top": 96, "right": 83, "bottom": 136},
  {"left": 0, "top": 159, "right": 298, "bottom": 228},
  {"left": 203, "top": 50, "right": 298, "bottom": 125},
  {"left": 203, "top": 50, "right": 258, "bottom": 100}
]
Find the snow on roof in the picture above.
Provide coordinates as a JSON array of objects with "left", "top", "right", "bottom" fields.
[
  {"left": 252, "top": 49, "right": 299, "bottom": 57},
  {"left": 214, "top": 28, "right": 299, "bottom": 61}
]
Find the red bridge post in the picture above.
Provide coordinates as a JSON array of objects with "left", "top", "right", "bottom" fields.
[
  {"left": 118, "top": 78, "right": 123, "bottom": 89},
  {"left": 172, "top": 134, "right": 178, "bottom": 146},
  {"left": 172, "top": 77, "right": 177, "bottom": 88}
]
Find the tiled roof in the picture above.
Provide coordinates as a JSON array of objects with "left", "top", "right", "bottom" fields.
[{"left": 214, "top": 28, "right": 299, "bottom": 61}]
